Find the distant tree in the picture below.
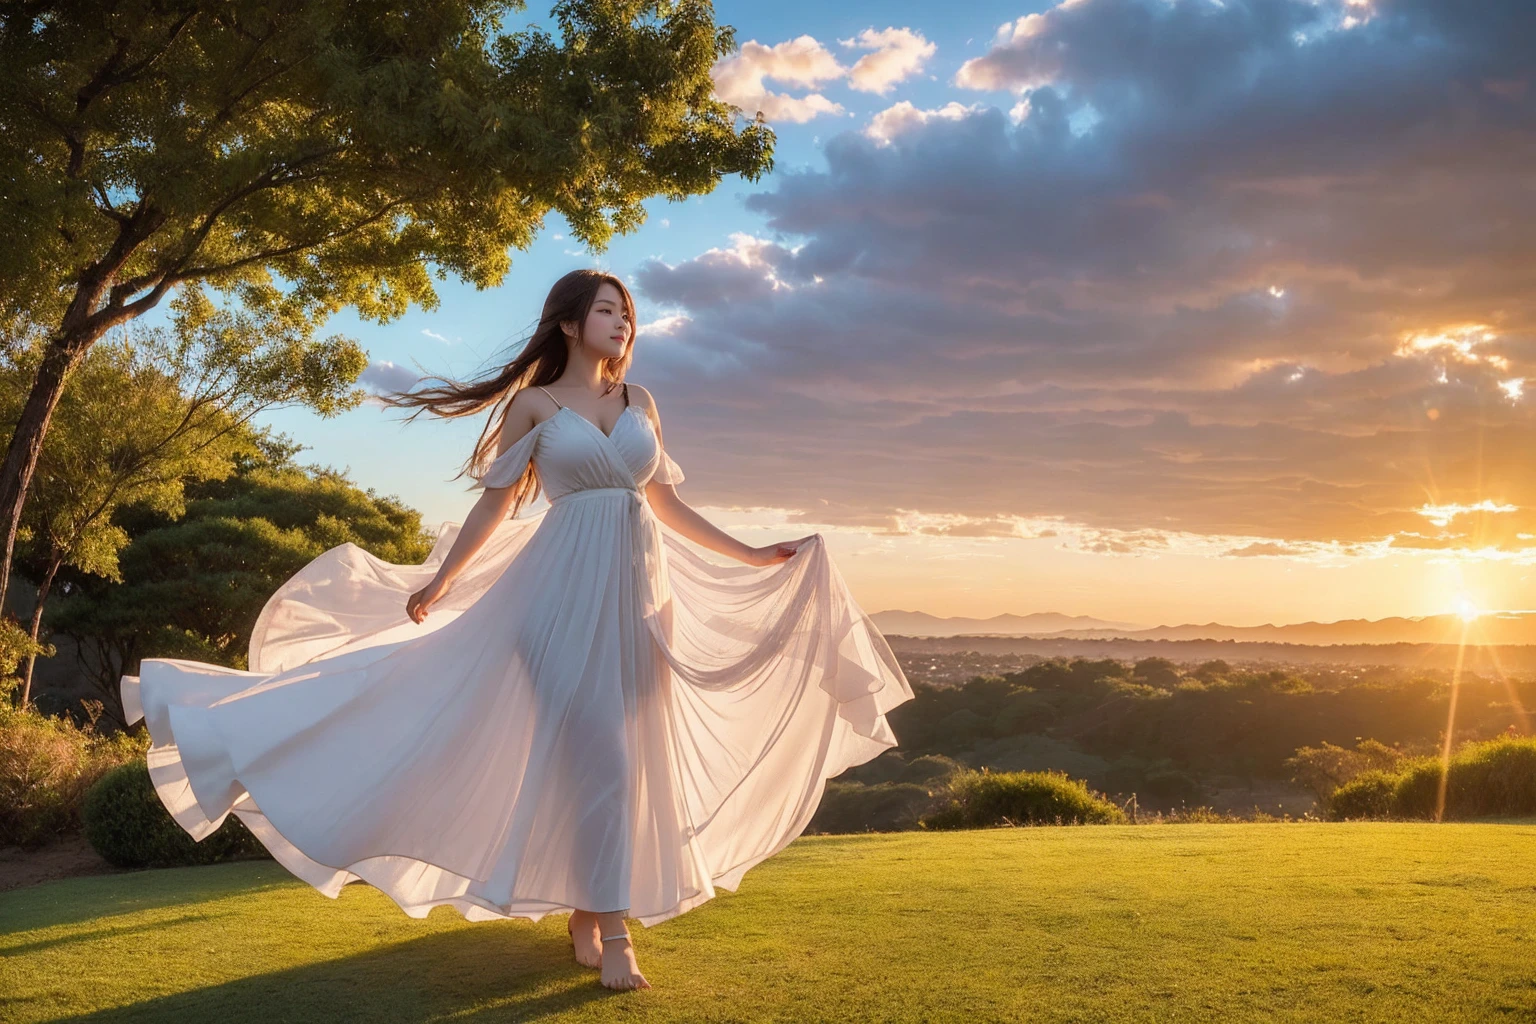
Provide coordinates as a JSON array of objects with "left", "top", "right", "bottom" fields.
[
  {"left": 1132, "top": 657, "right": 1183, "bottom": 690},
  {"left": 53, "top": 445, "right": 433, "bottom": 723},
  {"left": 1192, "top": 659, "right": 1233, "bottom": 682},
  {"left": 1, "top": 292, "right": 365, "bottom": 706},
  {"left": 1285, "top": 739, "right": 1405, "bottom": 803},
  {"left": 0, "top": 0, "right": 774, "bottom": 610}
]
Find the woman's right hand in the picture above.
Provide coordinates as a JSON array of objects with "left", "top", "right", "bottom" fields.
[
  {"left": 407, "top": 576, "right": 449, "bottom": 623},
  {"left": 741, "top": 536, "right": 817, "bottom": 567}
]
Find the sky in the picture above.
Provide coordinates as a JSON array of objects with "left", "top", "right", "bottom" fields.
[{"left": 233, "top": 0, "right": 1534, "bottom": 627}]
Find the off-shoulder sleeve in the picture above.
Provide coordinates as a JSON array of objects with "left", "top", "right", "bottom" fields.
[
  {"left": 652, "top": 446, "right": 685, "bottom": 485},
  {"left": 472, "top": 419, "right": 547, "bottom": 490}
]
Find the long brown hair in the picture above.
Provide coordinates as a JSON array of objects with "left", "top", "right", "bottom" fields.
[{"left": 380, "top": 268, "right": 638, "bottom": 514}]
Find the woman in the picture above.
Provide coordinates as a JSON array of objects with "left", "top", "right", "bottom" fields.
[{"left": 121, "top": 268, "right": 913, "bottom": 992}]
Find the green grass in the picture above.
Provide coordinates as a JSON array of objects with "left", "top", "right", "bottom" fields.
[{"left": 3, "top": 824, "right": 1536, "bottom": 1022}]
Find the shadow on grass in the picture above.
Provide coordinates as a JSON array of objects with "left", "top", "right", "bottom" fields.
[
  {"left": 45, "top": 924, "right": 620, "bottom": 1023},
  {"left": 0, "top": 860, "right": 289, "bottom": 935},
  {"left": 2, "top": 910, "right": 245, "bottom": 958}
]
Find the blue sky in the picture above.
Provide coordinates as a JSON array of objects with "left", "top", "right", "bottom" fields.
[
  {"left": 261, "top": 1, "right": 1055, "bottom": 529},
  {"left": 146, "top": 0, "right": 1536, "bottom": 625}
]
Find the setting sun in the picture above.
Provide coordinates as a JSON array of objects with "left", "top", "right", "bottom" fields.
[{"left": 1454, "top": 595, "right": 1484, "bottom": 622}]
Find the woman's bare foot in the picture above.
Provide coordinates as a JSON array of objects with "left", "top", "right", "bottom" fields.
[
  {"left": 600, "top": 934, "right": 650, "bottom": 991},
  {"left": 567, "top": 910, "right": 602, "bottom": 969},
  {"left": 595, "top": 910, "right": 650, "bottom": 991}
]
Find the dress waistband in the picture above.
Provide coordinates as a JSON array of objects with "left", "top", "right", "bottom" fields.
[
  {"left": 545, "top": 484, "right": 669, "bottom": 662},
  {"left": 548, "top": 486, "right": 643, "bottom": 505}
]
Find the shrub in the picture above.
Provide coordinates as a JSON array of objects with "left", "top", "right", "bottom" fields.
[
  {"left": 1387, "top": 758, "right": 1445, "bottom": 819},
  {"left": 82, "top": 760, "right": 271, "bottom": 868},
  {"left": 1324, "top": 737, "right": 1536, "bottom": 820},
  {"left": 0, "top": 678, "right": 144, "bottom": 848},
  {"left": 1327, "top": 770, "right": 1398, "bottom": 820},
  {"left": 1287, "top": 739, "right": 1405, "bottom": 803},
  {"left": 1443, "top": 736, "right": 1536, "bottom": 818},
  {"left": 842, "top": 749, "right": 909, "bottom": 785},
  {"left": 809, "top": 780, "right": 940, "bottom": 833},
  {"left": 902, "top": 754, "right": 962, "bottom": 784},
  {"left": 919, "top": 768, "right": 1126, "bottom": 829}
]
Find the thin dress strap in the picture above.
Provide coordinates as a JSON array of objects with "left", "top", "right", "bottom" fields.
[
  {"left": 622, "top": 381, "right": 629, "bottom": 407},
  {"left": 534, "top": 385, "right": 562, "bottom": 410}
]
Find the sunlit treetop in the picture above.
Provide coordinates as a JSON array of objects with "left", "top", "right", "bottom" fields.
[{"left": 0, "top": 0, "right": 776, "bottom": 332}]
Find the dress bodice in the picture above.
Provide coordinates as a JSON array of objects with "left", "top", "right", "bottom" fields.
[{"left": 473, "top": 401, "right": 685, "bottom": 499}]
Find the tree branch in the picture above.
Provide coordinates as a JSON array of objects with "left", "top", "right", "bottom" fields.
[
  {"left": 74, "top": 12, "right": 198, "bottom": 116},
  {"left": 175, "top": 196, "right": 414, "bottom": 279}
]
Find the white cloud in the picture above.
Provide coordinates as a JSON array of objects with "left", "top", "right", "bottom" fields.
[
  {"left": 710, "top": 36, "right": 846, "bottom": 123},
  {"left": 643, "top": 313, "right": 693, "bottom": 336},
  {"left": 712, "top": 28, "right": 934, "bottom": 124},
  {"left": 840, "top": 28, "right": 936, "bottom": 95},
  {"left": 644, "top": 0, "right": 1536, "bottom": 554},
  {"left": 864, "top": 100, "right": 985, "bottom": 145}
]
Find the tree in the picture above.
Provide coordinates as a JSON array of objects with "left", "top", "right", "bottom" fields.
[
  {"left": 2, "top": 291, "right": 366, "bottom": 705},
  {"left": 1284, "top": 739, "right": 1405, "bottom": 803},
  {"left": 0, "top": 0, "right": 774, "bottom": 608},
  {"left": 53, "top": 445, "right": 434, "bottom": 723}
]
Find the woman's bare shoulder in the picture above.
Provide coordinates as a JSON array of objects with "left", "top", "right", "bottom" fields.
[
  {"left": 627, "top": 382, "right": 664, "bottom": 433},
  {"left": 498, "top": 387, "right": 555, "bottom": 448},
  {"left": 627, "top": 381, "right": 659, "bottom": 415}
]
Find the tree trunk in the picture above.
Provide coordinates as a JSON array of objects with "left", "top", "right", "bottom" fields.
[
  {"left": 0, "top": 204, "right": 165, "bottom": 615},
  {"left": 0, "top": 328, "right": 106, "bottom": 617},
  {"left": 18, "top": 555, "right": 62, "bottom": 709}
]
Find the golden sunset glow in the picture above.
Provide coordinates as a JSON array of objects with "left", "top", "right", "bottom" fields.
[
  {"left": 1395, "top": 324, "right": 1499, "bottom": 363},
  {"left": 1416, "top": 501, "right": 1520, "bottom": 529},
  {"left": 301, "top": 0, "right": 1536, "bottom": 632}
]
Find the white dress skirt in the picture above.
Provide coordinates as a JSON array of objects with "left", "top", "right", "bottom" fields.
[{"left": 121, "top": 400, "right": 913, "bottom": 926}]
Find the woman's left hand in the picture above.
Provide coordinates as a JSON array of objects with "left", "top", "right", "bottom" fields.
[{"left": 742, "top": 536, "right": 816, "bottom": 567}]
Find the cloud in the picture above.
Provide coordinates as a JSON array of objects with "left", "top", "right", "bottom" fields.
[
  {"left": 360, "top": 360, "right": 420, "bottom": 396},
  {"left": 841, "top": 28, "right": 938, "bottom": 95},
  {"left": 711, "top": 28, "right": 934, "bottom": 123},
  {"left": 634, "top": 0, "right": 1536, "bottom": 559},
  {"left": 642, "top": 313, "right": 692, "bottom": 336},
  {"left": 710, "top": 35, "right": 846, "bottom": 123},
  {"left": 863, "top": 101, "right": 987, "bottom": 145}
]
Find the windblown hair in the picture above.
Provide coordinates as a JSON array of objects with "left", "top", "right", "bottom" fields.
[{"left": 380, "top": 268, "right": 637, "bottom": 514}]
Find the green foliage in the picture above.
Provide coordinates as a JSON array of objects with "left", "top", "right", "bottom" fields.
[
  {"left": 812, "top": 750, "right": 963, "bottom": 833},
  {"left": 0, "top": 618, "right": 49, "bottom": 682},
  {"left": 1132, "top": 657, "right": 1182, "bottom": 689},
  {"left": 0, "top": 295, "right": 365, "bottom": 703},
  {"left": 1326, "top": 770, "right": 1398, "bottom": 820},
  {"left": 0, "top": 0, "right": 774, "bottom": 331},
  {"left": 54, "top": 453, "right": 433, "bottom": 711},
  {"left": 0, "top": 676, "right": 144, "bottom": 848},
  {"left": 882, "top": 657, "right": 1523, "bottom": 811},
  {"left": 1326, "top": 736, "right": 1536, "bottom": 820},
  {"left": 919, "top": 768, "right": 1126, "bottom": 829},
  {"left": 2, "top": 294, "right": 367, "bottom": 582},
  {"left": 903, "top": 754, "right": 964, "bottom": 783},
  {"left": 82, "top": 760, "right": 270, "bottom": 868},
  {"left": 1285, "top": 738, "right": 1405, "bottom": 802},
  {"left": 808, "top": 781, "right": 940, "bottom": 834},
  {"left": 1441, "top": 736, "right": 1536, "bottom": 817},
  {"left": 0, "top": 0, "right": 773, "bottom": 619}
]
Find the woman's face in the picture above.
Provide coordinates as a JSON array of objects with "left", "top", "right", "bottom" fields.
[{"left": 565, "top": 281, "right": 632, "bottom": 358}]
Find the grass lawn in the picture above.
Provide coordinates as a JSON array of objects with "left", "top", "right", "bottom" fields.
[{"left": 3, "top": 823, "right": 1536, "bottom": 1023}]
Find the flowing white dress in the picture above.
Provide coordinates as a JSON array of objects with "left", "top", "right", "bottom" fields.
[{"left": 120, "top": 398, "right": 913, "bottom": 926}]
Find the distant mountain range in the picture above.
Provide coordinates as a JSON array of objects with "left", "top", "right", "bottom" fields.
[
  {"left": 869, "top": 610, "right": 1536, "bottom": 646},
  {"left": 870, "top": 610, "right": 1140, "bottom": 637}
]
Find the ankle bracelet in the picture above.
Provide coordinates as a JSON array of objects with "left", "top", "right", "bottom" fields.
[{"left": 600, "top": 933, "right": 630, "bottom": 942}]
